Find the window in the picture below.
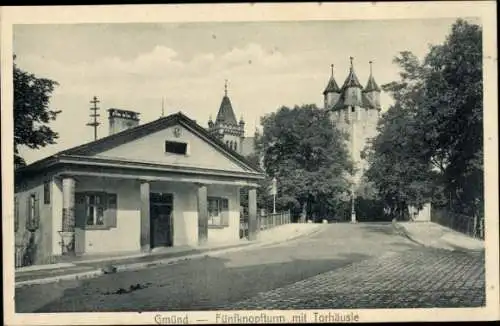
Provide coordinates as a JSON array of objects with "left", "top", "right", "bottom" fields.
[
  {"left": 234, "top": 142, "right": 237, "bottom": 151},
  {"left": 165, "top": 140, "right": 188, "bottom": 155},
  {"left": 14, "top": 196, "right": 19, "bottom": 232},
  {"left": 75, "top": 192, "right": 117, "bottom": 229},
  {"left": 85, "top": 193, "right": 105, "bottom": 226},
  {"left": 208, "top": 197, "right": 229, "bottom": 227},
  {"left": 43, "top": 181, "right": 50, "bottom": 204},
  {"left": 26, "top": 193, "right": 40, "bottom": 231}
]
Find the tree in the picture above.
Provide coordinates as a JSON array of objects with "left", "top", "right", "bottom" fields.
[
  {"left": 14, "top": 55, "right": 60, "bottom": 167},
  {"left": 259, "top": 104, "right": 353, "bottom": 222},
  {"left": 364, "top": 19, "right": 483, "bottom": 219}
]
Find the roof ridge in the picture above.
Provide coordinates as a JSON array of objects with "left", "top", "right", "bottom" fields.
[{"left": 17, "top": 112, "right": 263, "bottom": 175}]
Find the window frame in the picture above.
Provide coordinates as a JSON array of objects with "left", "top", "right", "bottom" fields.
[
  {"left": 207, "top": 196, "right": 229, "bottom": 228},
  {"left": 83, "top": 192, "right": 107, "bottom": 229},
  {"left": 26, "top": 193, "right": 40, "bottom": 231},
  {"left": 165, "top": 140, "right": 188, "bottom": 155}
]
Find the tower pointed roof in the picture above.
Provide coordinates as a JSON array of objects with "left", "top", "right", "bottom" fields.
[
  {"left": 341, "top": 57, "right": 363, "bottom": 89},
  {"left": 364, "top": 61, "right": 381, "bottom": 92},
  {"left": 323, "top": 64, "right": 341, "bottom": 95},
  {"left": 215, "top": 79, "right": 238, "bottom": 125}
]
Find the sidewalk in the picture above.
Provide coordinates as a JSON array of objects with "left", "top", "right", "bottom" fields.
[
  {"left": 394, "top": 221, "right": 484, "bottom": 252},
  {"left": 15, "top": 223, "right": 323, "bottom": 287}
]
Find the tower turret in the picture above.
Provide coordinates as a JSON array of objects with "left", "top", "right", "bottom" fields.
[
  {"left": 207, "top": 79, "right": 245, "bottom": 153},
  {"left": 362, "top": 60, "right": 382, "bottom": 110},
  {"left": 323, "top": 64, "right": 341, "bottom": 110},
  {"left": 341, "top": 56, "right": 364, "bottom": 108}
]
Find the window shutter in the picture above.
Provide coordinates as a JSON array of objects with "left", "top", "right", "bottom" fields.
[
  {"left": 74, "top": 193, "right": 86, "bottom": 228},
  {"left": 34, "top": 194, "right": 40, "bottom": 219},
  {"left": 26, "top": 196, "right": 32, "bottom": 228},
  {"left": 106, "top": 193, "right": 118, "bottom": 228},
  {"left": 221, "top": 198, "right": 229, "bottom": 226},
  {"left": 14, "top": 196, "right": 19, "bottom": 232},
  {"left": 34, "top": 194, "right": 40, "bottom": 229}
]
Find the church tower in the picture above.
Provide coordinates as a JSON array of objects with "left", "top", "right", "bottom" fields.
[
  {"left": 208, "top": 80, "right": 245, "bottom": 153},
  {"left": 324, "top": 57, "right": 382, "bottom": 222}
]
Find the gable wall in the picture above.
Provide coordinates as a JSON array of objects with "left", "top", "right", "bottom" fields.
[{"left": 94, "top": 124, "right": 249, "bottom": 172}]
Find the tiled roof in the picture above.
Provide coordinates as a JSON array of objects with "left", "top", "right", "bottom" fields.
[
  {"left": 241, "top": 137, "right": 256, "bottom": 156},
  {"left": 362, "top": 93, "right": 379, "bottom": 109},
  {"left": 364, "top": 74, "right": 381, "bottom": 92},
  {"left": 16, "top": 112, "right": 264, "bottom": 176},
  {"left": 216, "top": 95, "right": 238, "bottom": 125},
  {"left": 341, "top": 67, "right": 363, "bottom": 89},
  {"left": 323, "top": 75, "right": 341, "bottom": 95}
]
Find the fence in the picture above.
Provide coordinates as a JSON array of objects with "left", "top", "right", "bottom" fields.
[
  {"left": 240, "top": 210, "right": 292, "bottom": 239},
  {"left": 431, "top": 208, "right": 484, "bottom": 240}
]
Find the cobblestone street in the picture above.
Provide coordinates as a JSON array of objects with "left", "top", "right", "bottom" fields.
[
  {"left": 15, "top": 223, "right": 485, "bottom": 312},
  {"left": 228, "top": 248, "right": 485, "bottom": 309}
]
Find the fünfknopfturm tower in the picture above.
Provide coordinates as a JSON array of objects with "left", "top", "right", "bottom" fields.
[
  {"left": 323, "top": 58, "right": 382, "bottom": 222},
  {"left": 208, "top": 80, "right": 245, "bottom": 154}
]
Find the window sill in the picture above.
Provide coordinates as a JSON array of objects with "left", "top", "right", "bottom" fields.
[
  {"left": 207, "top": 225, "right": 229, "bottom": 229},
  {"left": 80, "top": 225, "right": 112, "bottom": 231}
]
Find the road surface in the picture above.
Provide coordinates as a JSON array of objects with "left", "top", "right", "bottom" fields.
[{"left": 15, "top": 223, "right": 485, "bottom": 312}]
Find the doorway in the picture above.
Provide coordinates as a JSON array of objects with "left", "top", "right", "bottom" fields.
[{"left": 150, "top": 192, "right": 174, "bottom": 248}]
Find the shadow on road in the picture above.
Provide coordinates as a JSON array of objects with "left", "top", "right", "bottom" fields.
[{"left": 18, "top": 251, "right": 372, "bottom": 313}]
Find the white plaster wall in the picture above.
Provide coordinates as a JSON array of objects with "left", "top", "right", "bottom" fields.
[
  {"left": 14, "top": 180, "right": 53, "bottom": 264},
  {"left": 51, "top": 178, "right": 63, "bottom": 256},
  {"left": 75, "top": 178, "right": 141, "bottom": 254},
  {"left": 207, "top": 185, "right": 240, "bottom": 244}
]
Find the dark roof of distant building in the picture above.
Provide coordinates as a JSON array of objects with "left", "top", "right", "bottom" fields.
[
  {"left": 323, "top": 75, "right": 341, "bottom": 95},
  {"left": 241, "top": 137, "right": 256, "bottom": 156},
  {"left": 341, "top": 67, "right": 363, "bottom": 90},
  {"left": 364, "top": 74, "right": 381, "bottom": 92}
]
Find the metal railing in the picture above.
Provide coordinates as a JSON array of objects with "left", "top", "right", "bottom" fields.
[
  {"left": 431, "top": 208, "right": 484, "bottom": 240},
  {"left": 240, "top": 210, "right": 292, "bottom": 239},
  {"left": 258, "top": 211, "right": 292, "bottom": 230}
]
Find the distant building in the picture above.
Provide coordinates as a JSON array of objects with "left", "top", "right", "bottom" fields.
[
  {"left": 323, "top": 58, "right": 382, "bottom": 222},
  {"left": 207, "top": 80, "right": 256, "bottom": 157}
]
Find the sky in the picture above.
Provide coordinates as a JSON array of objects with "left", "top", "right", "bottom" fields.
[{"left": 13, "top": 17, "right": 478, "bottom": 164}]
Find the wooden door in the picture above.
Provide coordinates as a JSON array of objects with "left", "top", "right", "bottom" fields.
[{"left": 150, "top": 193, "right": 173, "bottom": 248}]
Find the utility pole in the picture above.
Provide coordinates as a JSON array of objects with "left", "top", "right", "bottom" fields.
[{"left": 87, "top": 96, "right": 100, "bottom": 141}]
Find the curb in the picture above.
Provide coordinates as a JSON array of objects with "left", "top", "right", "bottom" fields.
[
  {"left": 15, "top": 224, "right": 323, "bottom": 287},
  {"left": 256, "top": 225, "right": 323, "bottom": 248},
  {"left": 15, "top": 269, "right": 103, "bottom": 288},
  {"left": 393, "top": 222, "right": 484, "bottom": 253}
]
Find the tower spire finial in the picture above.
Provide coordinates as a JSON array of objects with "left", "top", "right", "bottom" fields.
[
  {"left": 161, "top": 97, "right": 165, "bottom": 117},
  {"left": 369, "top": 60, "right": 373, "bottom": 75},
  {"left": 330, "top": 64, "right": 334, "bottom": 77},
  {"left": 224, "top": 79, "right": 228, "bottom": 96},
  {"left": 350, "top": 56, "right": 354, "bottom": 69}
]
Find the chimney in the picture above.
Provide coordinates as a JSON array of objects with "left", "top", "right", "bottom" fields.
[{"left": 108, "top": 108, "right": 140, "bottom": 135}]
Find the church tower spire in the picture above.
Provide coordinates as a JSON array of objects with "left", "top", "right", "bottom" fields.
[
  {"left": 215, "top": 79, "right": 238, "bottom": 125},
  {"left": 207, "top": 79, "right": 245, "bottom": 153}
]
